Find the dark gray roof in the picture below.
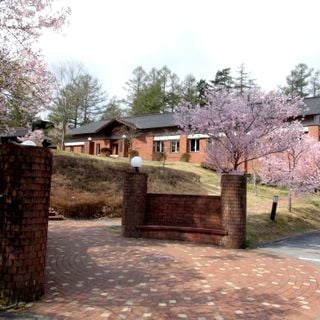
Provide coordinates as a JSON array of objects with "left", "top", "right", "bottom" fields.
[
  {"left": 122, "top": 113, "right": 177, "bottom": 129},
  {"left": 67, "top": 119, "right": 113, "bottom": 135},
  {"left": 67, "top": 113, "right": 178, "bottom": 136},
  {"left": 68, "top": 97, "right": 320, "bottom": 137},
  {"left": 0, "top": 127, "right": 28, "bottom": 137},
  {"left": 301, "top": 97, "right": 320, "bottom": 116}
]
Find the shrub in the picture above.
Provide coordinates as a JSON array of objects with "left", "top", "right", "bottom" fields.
[
  {"left": 100, "top": 147, "right": 111, "bottom": 156},
  {"left": 180, "top": 153, "right": 190, "bottom": 162},
  {"left": 129, "top": 149, "right": 139, "bottom": 159}
]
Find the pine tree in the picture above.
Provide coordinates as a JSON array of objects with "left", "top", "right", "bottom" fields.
[{"left": 284, "top": 63, "right": 312, "bottom": 98}]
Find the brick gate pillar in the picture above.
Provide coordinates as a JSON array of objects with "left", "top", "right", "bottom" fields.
[
  {"left": 122, "top": 171, "right": 148, "bottom": 237},
  {"left": 0, "top": 144, "right": 52, "bottom": 303},
  {"left": 220, "top": 174, "right": 247, "bottom": 249}
]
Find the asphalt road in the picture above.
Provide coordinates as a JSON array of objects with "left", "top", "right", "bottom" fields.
[{"left": 259, "top": 230, "right": 320, "bottom": 267}]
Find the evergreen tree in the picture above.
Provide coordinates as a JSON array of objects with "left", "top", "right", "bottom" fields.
[
  {"left": 234, "top": 63, "right": 256, "bottom": 94},
  {"left": 182, "top": 74, "right": 198, "bottom": 105},
  {"left": 126, "top": 66, "right": 183, "bottom": 114},
  {"left": 75, "top": 74, "right": 107, "bottom": 125},
  {"left": 211, "top": 68, "right": 233, "bottom": 90},
  {"left": 284, "top": 63, "right": 312, "bottom": 98},
  {"left": 131, "top": 80, "right": 164, "bottom": 115},
  {"left": 166, "top": 72, "right": 182, "bottom": 112},
  {"left": 197, "top": 79, "right": 211, "bottom": 106},
  {"left": 309, "top": 69, "right": 320, "bottom": 97},
  {"left": 102, "top": 96, "right": 124, "bottom": 118},
  {"left": 125, "top": 66, "right": 148, "bottom": 106}
]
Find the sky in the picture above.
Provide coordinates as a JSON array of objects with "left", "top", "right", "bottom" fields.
[{"left": 39, "top": 0, "right": 320, "bottom": 99}]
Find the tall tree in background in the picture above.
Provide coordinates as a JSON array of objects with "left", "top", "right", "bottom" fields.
[
  {"left": 176, "top": 89, "right": 304, "bottom": 172},
  {"left": 309, "top": 69, "right": 320, "bottom": 97},
  {"left": 182, "top": 74, "right": 198, "bottom": 105},
  {"left": 211, "top": 68, "right": 234, "bottom": 90},
  {"left": 167, "top": 72, "right": 182, "bottom": 112},
  {"left": 197, "top": 79, "right": 211, "bottom": 106},
  {"left": 234, "top": 63, "right": 256, "bottom": 93},
  {"left": 49, "top": 61, "right": 83, "bottom": 149},
  {"left": 74, "top": 74, "right": 107, "bottom": 125},
  {"left": 125, "top": 66, "right": 148, "bottom": 110},
  {"left": 102, "top": 96, "right": 124, "bottom": 118},
  {"left": 131, "top": 80, "right": 164, "bottom": 114},
  {"left": 49, "top": 61, "right": 107, "bottom": 148},
  {"left": 126, "top": 66, "right": 183, "bottom": 115},
  {"left": 284, "top": 63, "right": 312, "bottom": 98},
  {"left": 0, "top": 0, "right": 69, "bottom": 129}
]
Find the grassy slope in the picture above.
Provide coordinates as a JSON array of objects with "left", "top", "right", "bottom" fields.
[{"left": 51, "top": 151, "right": 320, "bottom": 247}]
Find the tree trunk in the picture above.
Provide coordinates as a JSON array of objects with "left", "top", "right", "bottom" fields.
[
  {"left": 252, "top": 160, "right": 257, "bottom": 196},
  {"left": 288, "top": 189, "right": 292, "bottom": 212},
  {"left": 61, "top": 125, "right": 65, "bottom": 151}
]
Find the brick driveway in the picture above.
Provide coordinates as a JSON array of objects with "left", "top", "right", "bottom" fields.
[{"left": 5, "top": 220, "right": 320, "bottom": 320}]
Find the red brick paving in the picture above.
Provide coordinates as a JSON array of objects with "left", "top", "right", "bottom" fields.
[{"left": 6, "top": 220, "right": 320, "bottom": 320}]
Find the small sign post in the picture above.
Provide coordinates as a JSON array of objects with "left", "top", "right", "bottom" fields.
[{"left": 270, "top": 195, "right": 279, "bottom": 221}]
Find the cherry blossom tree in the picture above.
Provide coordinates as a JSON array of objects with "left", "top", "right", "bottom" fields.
[
  {"left": 176, "top": 89, "right": 304, "bottom": 172},
  {"left": 0, "top": 0, "right": 69, "bottom": 129},
  {"left": 260, "top": 138, "right": 320, "bottom": 211}
]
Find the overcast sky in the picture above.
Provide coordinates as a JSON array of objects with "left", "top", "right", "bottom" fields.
[{"left": 39, "top": 0, "right": 320, "bottom": 99}]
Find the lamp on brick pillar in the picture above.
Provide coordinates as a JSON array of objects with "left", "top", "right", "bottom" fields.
[
  {"left": 131, "top": 156, "right": 143, "bottom": 172},
  {"left": 122, "top": 164, "right": 147, "bottom": 238},
  {"left": 220, "top": 174, "right": 247, "bottom": 249}
]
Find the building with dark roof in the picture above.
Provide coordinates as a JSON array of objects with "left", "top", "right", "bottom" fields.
[
  {"left": 64, "top": 97, "right": 320, "bottom": 163},
  {"left": 64, "top": 112, "right": 207, "bottom": 163},
  {"left": 0, "top": 127, "right": 29, "bottom": 144}
]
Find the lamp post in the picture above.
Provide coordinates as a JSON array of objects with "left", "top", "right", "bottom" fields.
[
  {"left": 131, "top": 156, "right": 143, "bottom": 172},
  {"left": 122, "top": 134, "right": 127, "bottom": 157}
]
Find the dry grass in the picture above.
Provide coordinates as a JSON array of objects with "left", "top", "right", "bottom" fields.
[
  {"left": 50, "top": 151, "right": 207, "bottom": 219},
  {"left": 51, "top": 151, "right": 320, "bottom": 247}
]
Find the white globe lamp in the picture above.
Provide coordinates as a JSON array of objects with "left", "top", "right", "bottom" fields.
[{"left": 130, "top": 156, "right": 143, "bottom": 172}]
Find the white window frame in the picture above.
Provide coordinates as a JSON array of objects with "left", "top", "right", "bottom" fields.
[
  {"left": 189, "top": 138, "right": 200, "bottom": 152},
  {"left": 170, "top": 140, "right": 180, "bottom": 153},
  {"left": 153, "top": 140, "right": 165, "bottom": 152}
]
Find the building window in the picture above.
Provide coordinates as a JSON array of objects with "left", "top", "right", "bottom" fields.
[
  {"left": 153, "top": 141, "right": 164, "bottom": 152},
  {"left": 189, "top": 139, "right": 200, "bottom": 152},
  {"left": 170, "top": 140, "right": 180, "bottom": 153},
  {"left": 80, "top": 146, "right": 84, "bottom": 153},
  {"left": 70, "top": 146, "right": 74, "bottom": 152},
  {"left": 96, "top": 143, "right": 101, "bottom": 155}
]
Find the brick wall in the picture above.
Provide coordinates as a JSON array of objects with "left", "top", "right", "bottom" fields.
[
  {"left": 146, "top": 194, "right": 221, "bottom": 229},
  {"left": 122, "top": 171, "right": 247, "bottom": 249},
  {"left": 0, "top": 144, "right": 52, "bottom": 303}
]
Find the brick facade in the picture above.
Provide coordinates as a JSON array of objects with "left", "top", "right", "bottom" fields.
[
  {"left": 0, "top": 144, "right": 52, "bottom": 303},
  {"left": 308, "top": 125, "right": 320, "bottom": 141},
  {"left": 122, "top": 171, "right": 246, "bottom": 249}
]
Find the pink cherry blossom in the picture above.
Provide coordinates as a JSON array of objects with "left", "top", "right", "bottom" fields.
[
  {"left": 176, "top": 88, "right": 305, "bottom": 172},
  {"left": 260, "top": 137, "right": 320, "bottom": 211},
  {"left": 0, "top": 0, "right": 69, "bottom": 130}
]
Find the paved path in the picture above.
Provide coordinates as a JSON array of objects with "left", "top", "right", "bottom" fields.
[
  {"left": 259, "top": 231, "right": 320, "bottom": 267},
  {"left": 3, "top": 220, "right": 320, "bottom": 320}
]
